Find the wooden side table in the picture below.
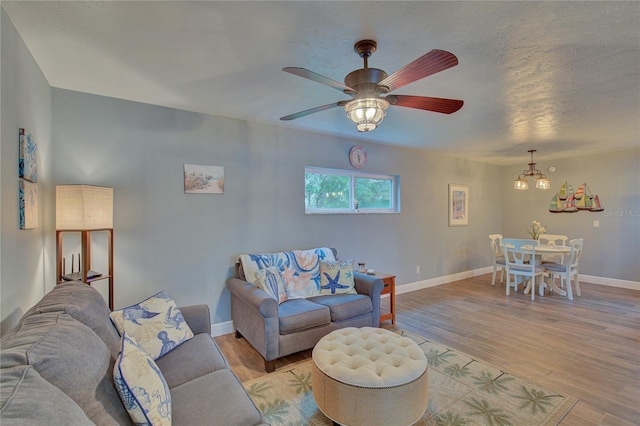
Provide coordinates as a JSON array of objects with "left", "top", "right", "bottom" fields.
[{"left": 376, "top": 273, "right": 396, "bottom": 325}]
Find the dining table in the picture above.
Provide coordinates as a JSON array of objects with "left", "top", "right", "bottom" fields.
[{"left": 521, "top": 244, "right": 571, "bottom": 297}]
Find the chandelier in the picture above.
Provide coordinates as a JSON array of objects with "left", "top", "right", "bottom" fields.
[{"left": 514, "top": 150, "right": 551, "bottom": 190}]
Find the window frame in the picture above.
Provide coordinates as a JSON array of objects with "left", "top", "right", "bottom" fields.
[{"left": 304, "top": 166, "right": 399, "bottom": 214}]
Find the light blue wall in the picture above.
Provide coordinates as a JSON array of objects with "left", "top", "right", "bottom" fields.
[
  {"left": 0, "top": 8, "right": 54, "bottom": 333},
  {"left": 501, "top": 148, "right": 640, "bottom": 282},
  {"left": 2, "top": 4, "right": 637, "bottom": 333},
  {"left": 50, "top": 89, "right": 502, "bottom": 323}
]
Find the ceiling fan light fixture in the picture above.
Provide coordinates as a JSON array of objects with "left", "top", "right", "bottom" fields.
[
  {"left": 345, "top": 98, "right": 389, "bottom": 132},
  {"left": 513, "top": 149, "right": 550, "bottom": 190}
]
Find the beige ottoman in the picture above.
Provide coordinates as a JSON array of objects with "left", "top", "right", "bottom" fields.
[{"left": 312, "top": 327, "right": 428, "bottom": 426}]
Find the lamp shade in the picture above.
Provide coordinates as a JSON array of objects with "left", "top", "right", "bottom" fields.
[{"left": 56, "top": 185, "right": 113, "bottom": 230}]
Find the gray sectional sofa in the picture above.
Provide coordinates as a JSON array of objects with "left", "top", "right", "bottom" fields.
[
  {"left": 0, "top": 281, "right": 266, "bottom": 425},
  {"left": 227, "top": 248, "right": 384, "bottom": 372}
]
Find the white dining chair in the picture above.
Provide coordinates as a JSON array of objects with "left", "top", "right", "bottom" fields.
[
  {"left": 502, "top": 238, "right": 546, "bottom": 300},
  {"left": 544, "top": 238, "right": 583, "bottom": 300},
  {"left": 489, "top": 234, "right": 506, "bottom": 286},
  {"left": 538, "top": 234, "right": 569, "bottom": 263}
]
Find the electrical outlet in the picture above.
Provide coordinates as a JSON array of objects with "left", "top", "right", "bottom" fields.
[
  {"left": 416, "top": 266, "right": 421, "bottom": 274},
  {"left": 593, "top": 220, "right": 600, "bottom": 228}
]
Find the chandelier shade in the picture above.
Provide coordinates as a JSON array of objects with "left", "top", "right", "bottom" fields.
[{"left": 513, "top": 150, "right": 550, "bottom": 190}]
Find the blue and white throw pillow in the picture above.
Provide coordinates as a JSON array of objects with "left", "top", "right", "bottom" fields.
[
  {"left": 319, "top": 260, "right": 357, "bottom": 295},
  {"left": 114, "top": 333, "right": 171, "bottom": 426},
  {"left": 110, "top": 291, "right": 194, "bottom": 360},
  {"left": 254, "top": 267, "right": 288, "bottom": 304}
]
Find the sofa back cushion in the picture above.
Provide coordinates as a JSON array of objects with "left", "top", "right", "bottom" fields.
[
  {"left": 238, "top": 247, "right": 336, "bottom": 299},
  {"left": 30, "top": 281, "right": 121, "bottom": 358},
  {"left": 0, "top": 365, "right": 93, "bottom": 425},
  {"left": 0, "top": 312, "right": 131, "bottom": 425}
]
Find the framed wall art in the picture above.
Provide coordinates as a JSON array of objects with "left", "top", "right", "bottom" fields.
[
  {"left": 448, "top": 184, "right": 468, "bottom": 227},
  {"left": 184, "top": 164, "right": 224, "bottom": 194},
  {"left": 19, "top": 179, "right": 38, "bottom": 229},
  {"left": 19, "top": 128, "right": 38, "bottom": 183}
]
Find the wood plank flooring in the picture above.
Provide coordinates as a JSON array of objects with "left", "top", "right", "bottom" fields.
[{"left": 215, "top": 274, "right": 640, "bottom": 425}]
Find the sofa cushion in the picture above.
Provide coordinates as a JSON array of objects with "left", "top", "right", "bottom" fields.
[
  {"left": 0, "top": 365, "right": 93, "bottom": 425},
  {"left": 319, "top": 259, "right": 357, "bottom": 295},
  {"left": 307, "top": 294, "right": 373, "bottom": 322},
  {"left": 0, "top": 312, "right": 131, "bottom": 425},
  {"left": 238, "top": 247, "right": 336, "bottom": 299},
  {"left": 253, "top": 267, "right": 288, "bottom": 304},
  {"left": 278, "top": 299, "right": 331, "bottom": 335},
  {"left": 114, "top": 333, "right": 171, "bottom": 425},
  {"left": 31, "top": 281, "right": 121, "bottom": 358},
  {"left": 155, "top": 333, "right": 228, "bottom": 388},
  {"left": 110, "top": 290, "right": 194, "bottom": 360},
  {"left": 171, "top": 369, "right": 262, "bottom": 426}
]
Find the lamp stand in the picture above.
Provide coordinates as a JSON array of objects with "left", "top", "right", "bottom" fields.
[{"left": 56, "top": 229, "right": 114, "bottom": 310}]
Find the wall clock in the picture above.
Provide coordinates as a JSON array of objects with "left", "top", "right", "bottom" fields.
[{"left": 349, "top": 145, "right": 367, "bottom": 169}]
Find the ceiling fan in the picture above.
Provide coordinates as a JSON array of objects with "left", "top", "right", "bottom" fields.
[{"left": 280, "top": 40, "right": 464, "bottom": 132}]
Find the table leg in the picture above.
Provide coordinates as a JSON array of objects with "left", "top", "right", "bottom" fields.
[{"left": 543, "top": 275, "right": 567, "bottom": 297}]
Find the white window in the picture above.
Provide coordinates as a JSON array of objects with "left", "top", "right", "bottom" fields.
[{"left": 305, "top": 167, "right": 399, "bottom": 214}]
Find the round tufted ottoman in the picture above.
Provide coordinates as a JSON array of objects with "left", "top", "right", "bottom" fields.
[{"left": 312, "top": 327, "right": 428, "bottom": 426}]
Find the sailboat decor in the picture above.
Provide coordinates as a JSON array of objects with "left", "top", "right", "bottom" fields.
[{"left": 549, "top": 181, "right": 603, "bottom": 213}]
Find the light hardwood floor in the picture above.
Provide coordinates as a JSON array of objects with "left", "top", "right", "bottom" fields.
[{"left": 215, "top": 274, "right": 640, "bottom": 425}]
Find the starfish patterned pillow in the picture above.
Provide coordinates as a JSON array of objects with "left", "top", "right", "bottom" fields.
[
  {"left": 319, "top": 260, "right": 357, "bottom": 295},
  {"left": 110, "top": 291, "right": 194, "bottom": 360}
]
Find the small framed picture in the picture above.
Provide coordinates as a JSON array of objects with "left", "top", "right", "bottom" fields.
[
  {"left": 19, "top": 179, "right": 38, "bottom": 229},
  {"left": 184, "top": 164, "right": 224, "bottom": 194},
  {"left": 19, "top": 128, "right": 38, "bottom": 183},
  {"left": 448, "top": 184, "right": 468, "bottom": 227}
]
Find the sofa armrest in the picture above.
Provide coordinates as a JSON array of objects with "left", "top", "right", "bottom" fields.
[
  {"left": 227, "top": 278, "right": 278, "bottom": 318},
  {"left": 354, "top": 272, "right": 384, "bottom": 297},
  {"left": 354, "top": 272, "right": 384, "bottom": 326},
  {"left": 179, "top": 304, "right": 211, "bottom": 335},
  {"left": 227, "top": 278, "right": 280, "bottom": 363}
]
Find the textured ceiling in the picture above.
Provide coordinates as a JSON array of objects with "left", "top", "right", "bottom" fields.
[{"left": 3, "top": 1, "right": 639, "bottom": 165}]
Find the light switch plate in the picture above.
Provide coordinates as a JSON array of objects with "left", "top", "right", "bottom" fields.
[{"left": 593, "top": 220, "right": 600, "bottom": 228}]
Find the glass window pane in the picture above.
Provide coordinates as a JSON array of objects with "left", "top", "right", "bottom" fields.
[
  {"left": 305, "top": 172, "right": 351, "bottom": 209},
  {"left": 355, "top": 177, "right": 393, "bottom": 209}
]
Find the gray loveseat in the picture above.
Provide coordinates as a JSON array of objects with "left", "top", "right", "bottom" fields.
[
  {"left": 227, "top": 248, "right": 384, "bottom": 372},
  {"left": 0, "top": 281, "right": 266, "bottom": 425}
]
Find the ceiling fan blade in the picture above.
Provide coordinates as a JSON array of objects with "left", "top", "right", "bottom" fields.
[
  {"left": 280, "top": 102, "right": 344, "bottom": 121},
  {"left": 283, "top": 67, "right": 355, "bottom": 94},
  {"left": 388, "top": 95, "right": 464, "bottom": 114},
  {"left": 379, "top": 50, "right": 459, "bottom": 92}
]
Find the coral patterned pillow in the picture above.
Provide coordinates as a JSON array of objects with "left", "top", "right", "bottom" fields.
[
  {"left": 114, "top": 333, "right": 171, "bottom": 426},
  {"left": 110, "top": 291, "right": 194, "bottom": 360},
  {"left": 319, "top": 260, "right": 357, "bottom": 295}
]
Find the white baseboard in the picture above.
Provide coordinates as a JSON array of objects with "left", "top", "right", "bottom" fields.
[
  {"left": 578, "top": 274, "right": 640, "bottom": 291},
  {"left": 212, "top": 268, "right": 638, "bottom": 335},
  {"left": 396, "top": 267, "right": 492, "bottom": 295},
  {"left": 211, "top": 320, "right": 234, "bottom": 337},
  {"left": 395, "top": 267, "right": 639, "bottom": 294}
]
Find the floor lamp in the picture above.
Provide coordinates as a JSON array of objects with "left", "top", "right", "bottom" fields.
[{"left": 56, "top": 185, "right": 114, "bottom": 309}]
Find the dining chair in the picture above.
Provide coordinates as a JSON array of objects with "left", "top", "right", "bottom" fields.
[
  {"left": 538, "top": 234, "right": 569, "bottom": 263},
  {"left": 489, "top": 234, "right": 506, "bottom": 286},
  {"left": 502, "top": 238, "right": 546, "bottom": 300},
  {"left": 543, "top": 238, "right": 583, "bottom": 300}
]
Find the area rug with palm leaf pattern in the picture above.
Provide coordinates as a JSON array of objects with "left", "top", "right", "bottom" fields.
[{"left": 242, "top": 330, "right": 577, "bottom": 425}]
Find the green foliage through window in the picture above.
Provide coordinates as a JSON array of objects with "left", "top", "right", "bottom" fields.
[{"left": 305, "top": 167, "right": 398, "bottom": 214}]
